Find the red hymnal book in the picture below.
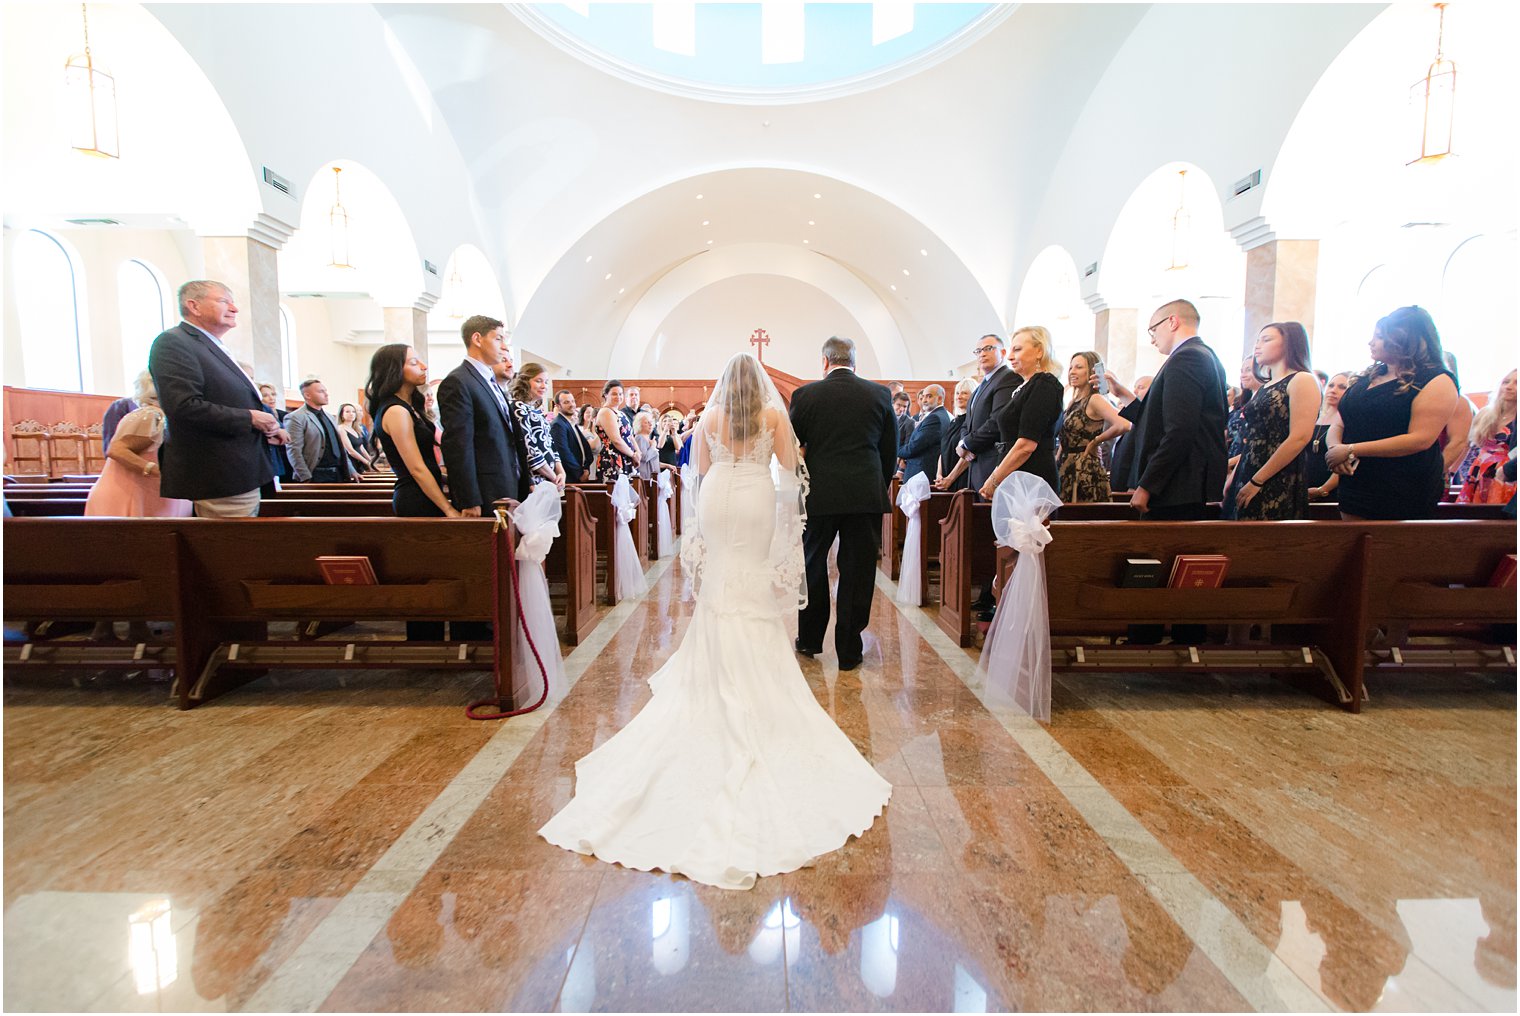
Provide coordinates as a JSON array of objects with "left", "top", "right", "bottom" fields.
[
  {"left": 1168, "top": 554, "right": 1229, "bottom": 589},
  {"left": 316, "top": 555, "right": 378, "bottom": 586},
  {"left": 1488, "top": 554, "right": 1517, "bottom": 589}
]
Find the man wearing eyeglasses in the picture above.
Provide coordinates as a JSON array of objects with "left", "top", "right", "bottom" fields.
[
  {"left": 956, "top": 334, "right": 1023, "bottom": 497},
  {"left": 1125, "top": 299, "right": 1228, "bottom": 519}
]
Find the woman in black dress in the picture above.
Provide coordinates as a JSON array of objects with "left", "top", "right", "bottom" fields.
[
  {"left": 1306, "top": 372, "right": 1350, "bottom": 500},
  {"left": 934, "top": 377, "right": 977, "bottom": 491},
  {"left": 1222, "top": 322, "right": 1320, "bottom": 520},
  {"left": 365, "top": 344, "right": 458, "bottom": 520},
  {"left": 1327, "top": 306, "right": 1459, "bottom": 520},
  {"left": 979, "top": 325, "right": 1064, "bottom": 498}
]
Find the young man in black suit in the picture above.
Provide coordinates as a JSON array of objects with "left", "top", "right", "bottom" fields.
[
  {"left": 789, "top": 336, "right": 899, "bottom": 670},
  {"left": 1126, "top": 299, "right": 1229, "bottom": 519},
  {"left": 148, "top": 280, "right": 288, "bottom": 517},
  {"left": 550, "top": 389, "right": 590, "bottom": 483},
  {"left": 437, "top": 314, "right": 532, "bottom": 518},
  {"left": 898, "top": 384, "right": 950, "bottom": 483},
  {"left": 957, "top": 334, "right": 1023, "bottom": 496}
]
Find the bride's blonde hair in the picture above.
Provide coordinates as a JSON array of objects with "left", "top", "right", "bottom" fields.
[{"left": 714, "top": 353, "right": 766, "bottom": 443}]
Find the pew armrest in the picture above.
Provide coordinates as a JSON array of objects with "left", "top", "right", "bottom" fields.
[
  {"left": 1074, "top": 579, "right": 1298, "bottom": 621},
  {"left": 239, "top": 578, "right": 465, "bottom": 614}
]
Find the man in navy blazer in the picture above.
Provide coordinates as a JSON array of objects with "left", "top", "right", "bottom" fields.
[
  {"left": 898, "top": 384, "right": 950, "bottom": 482},
  {"left": 550, "top": 390, "right": 590, "bottom": 483},
  {"left": 789, "top": 336, "right": 899, "bottom": 671},
  {"left": 436, "top": 314, "right": 532, "bottom": 517},
  {"left": 958, "top": 334, "right": 1023, "bottom": 496},
  {"left": 148, "top": 280, "right": 287, "bottom": 517},
  {"left": 1127, "top": 299, "right": 1229, "bottom": 519}
]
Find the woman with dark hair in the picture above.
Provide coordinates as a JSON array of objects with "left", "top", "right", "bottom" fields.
[
  {"left": 1057, "top": 351, "right": 1128, "bottom": 502},
  {"left": 336, "top": 403, "right": 375, "bottom": 474},
  {"left": 508, "top": 362, "right": 565, "bottom": 489},
  {"left": 365, "top": 344, "right": 457, "bottom": 520},
  {"left": 577, "top": 404, "right": 603, "bottom": 480},
  {"left": 595, "top": 378, "right": 640, "bottom": 479},
  {"left": 1225, "top": 357, "right": 1260, "bottom": 482},
  {"left": 1222, "top": 322, "right": 1319, "bottom": 520},
  {"left": 1327, "top": 306, "right": 1459, "bottom": 520},
  {"left": 1307, "top": 372, "right": 1351, "bottom": 500}
]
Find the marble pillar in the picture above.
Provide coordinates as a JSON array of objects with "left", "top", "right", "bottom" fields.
[
  {"left": 1094, "top": 307, "right": 1139, "bottom": 385},
  {"left": 201, "top": 235, "right": 282, "bottom": 388},
  {"left": 1243, "top": 239, "right": 1318, "bottom": 361},
  {"left": 383, "top": 306, "right": 428, "bottom": 348}
]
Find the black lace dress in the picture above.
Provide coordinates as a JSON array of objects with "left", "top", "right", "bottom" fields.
[
  {"left": 1221, "top": 374, "right": 1308, "bottom": 520},
  {"left": 1056, "top": 395, "right": 1111, "bottom": 502}
]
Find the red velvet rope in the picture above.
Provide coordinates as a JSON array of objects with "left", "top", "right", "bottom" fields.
[{"left": 466, "top": 512, "right": 551, "bottom": 721}]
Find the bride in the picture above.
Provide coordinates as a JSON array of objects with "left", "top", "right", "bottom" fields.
[{"left": 539, "top": 352, "right": 892, "bottom": 890}]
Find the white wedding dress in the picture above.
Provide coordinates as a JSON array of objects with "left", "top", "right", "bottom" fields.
[{"left": 539, "top": 360, "right": 892, "bottom": 890}]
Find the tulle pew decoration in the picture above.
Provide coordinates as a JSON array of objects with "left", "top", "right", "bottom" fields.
[
  {"left": 894, "top": 472, "right": 932, "bottom": 605},
  {"left": 679, "top": 462, "right": 698, "bottom": 532},
  {"left": 611, "top": 474, "right": 649, "bottom": 600},
  {"left": 975, "top": 472, "right": 1060, "bottom": 721},
  {"left": 657, "top": 469, "right": 674, "bottom": 558},
  {"left": 510, "top": 483, "right": 568, "bottom": 705}
]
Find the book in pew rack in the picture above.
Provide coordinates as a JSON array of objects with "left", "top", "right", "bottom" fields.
[
  {"left": 1119, "top": 557, "right": 1163, "bottom": 588},
  {"left": 1168, "top": 554, "right": 1229, "bottom": 589},
  {"left": 316, "top": 555, "right": 378, "bottom": 585},
  {"left": 1490, "top": 554, "right": 1517, "bottom": 589}
]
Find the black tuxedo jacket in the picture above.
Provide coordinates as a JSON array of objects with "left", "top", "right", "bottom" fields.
[
  {"left": 1126, "top": 336, "right": 1229, "bottom": 508},
  {"left": 551, "top": 412, "right": 589, "bottom": 482},
  {"left": 961, "top": 364, "right": 1023, "bottom": 493},
  {"left": 437, "top": 360, "right": 531, "bottom": 512},
  {"left": 148, "top": 321, "right": 273, "bottom": 501},
  {"left": 789, "top": 368, "right": 898, "bottom": 517},
  {"left": 899, "top": 405, "right": 950, "bottom": 482}
]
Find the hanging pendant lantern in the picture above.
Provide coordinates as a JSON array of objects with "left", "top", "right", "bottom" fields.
[
  {"left": 1409, "top": 3, "right": 1457, "bottom": 165},
  {"left": 445, "top": 262, "right": 465, "bottom": 318},
  {"left": 64, "top": 4, "right": 118, "bottom": 158},
  {"left": 328, "top": 166, "right": 353, "bottom": 269},
  {"left": 1166, "top": 169, "right": 1191, "bottom": 272}
]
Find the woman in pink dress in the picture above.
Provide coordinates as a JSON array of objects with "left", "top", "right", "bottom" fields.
[{"left": 85, "top": 371, "right": 192, "bottom": 518}]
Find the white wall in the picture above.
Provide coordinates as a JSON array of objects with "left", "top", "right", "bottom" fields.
[{"left": 639, "top": 274, "right": 875, "bottom": 378}]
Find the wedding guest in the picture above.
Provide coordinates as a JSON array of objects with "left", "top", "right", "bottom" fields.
[
  {"left": 285, "top": 379, "right": 359, "bottom": 483},
  {"left": 632, "top": 411, "right": 659, "bottom": 482},
  {"left": 957, "top": 333, "right": 1023, "bottom": 495},
  {"left": 891, "top": 391, "right": 914, "bottom": 451},
  {"left": 85, "top": 372, "right": 191, "bottom": 518},
  {"left": 596, "top": 379, "right": 640, "bottom": 479},
  {"left": 620, "top": 385, "right": 642, "bottom": 428},
  {"left": 1327, "top": 306, "right": 1459, "bottom": 520},
  {"left": 367, "top": 343, "right": 459, "bottom": 641},
  {"left": 655, "top": 414, "right": 683, "bottom": 471},
  {"left": 437, "top": 313, "right": 533, "bottom": 517},
  {"left": 1307, "top": 372, "right": 1351, "bottom": 500},
  {"left": 1442, "top": 350, "right": 1475, "bottom": 484},
  {"left": 1458, "top": 368, "right": 1517, "bottom": 504},
  {"left": 979, "top": 326, "right": 1064, "bottom": 497},
  {"left": 509, "top": 362, "right": 565, "bottom": 490},
  {"left": 935, "top": 377, "right": 977, "bottom": 491},
  {"left": 551, "top": 390, "right": 591, "bottom": 483},
  {"left": 1226, "top": 357, "right": 1261, "bottom": 484},
  {"left": 898, "top": 384, "right": 949, "bottom": 483},
  {"left": 578, "top": 404, "right": 603, "bottom": 480},
  {"left": 1057, "top": 351, "right": 1128, "bottom": 502},
  {"left": 336, "top": 403, "right": 375, "bottom": 474},
  {"left": 1096, "top": 373, "right": 1150, "bottom": 491},
  {"left": 101, "top": 392, "right": 138, "bottom": 454},
  {"left": 1222, "top": 322, "right": 1319, "bottom": 520}
]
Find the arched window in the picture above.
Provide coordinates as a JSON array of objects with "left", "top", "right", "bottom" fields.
[
  {"left": 117, "top": 259, "right": 168, "bottom": 394},
  {"left": 279, "top": 304, "right": 299, "bottom": 392},
  {"left": 14, "top": 230, "right": 85, "bottom": 391},
  {"left": 1441, "top": 234, "right": 1518, "bottom": 393}
]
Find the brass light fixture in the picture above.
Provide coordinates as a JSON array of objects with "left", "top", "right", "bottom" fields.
[
  {"left": 1409, "top": 2, "right": 1456, "bottom": 165},
  {"left": 64, "top": 3, "right": 118, "bottom": 158},
  {"left": 328, "top": 166, "right": 352, "bottom": 269},
  {"left": 1166, "top": 169, "right": 1190, "bottom": 272}
]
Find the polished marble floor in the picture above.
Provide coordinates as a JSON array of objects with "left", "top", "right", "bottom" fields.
[{"left": 3, "top": 552, "right": 1514, "bottom": 1012}]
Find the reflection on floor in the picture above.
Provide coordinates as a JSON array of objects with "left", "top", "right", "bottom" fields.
[{"left": 3, "top": 554, "right": 1514, "bottom": 1012}]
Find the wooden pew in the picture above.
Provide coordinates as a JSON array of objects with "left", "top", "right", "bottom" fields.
[
  {"left": 901, "top": 491, "right": 959, "bottom": 605},
  {"left": 4, "top": 519, "right": 183, "bottom": 681},
  {"left": 881, "top": 478, "right": 904, "bottom": 579},
  {"left": 258, "top": 499, "right": 396, "bottom": 517},
  {"left": 569, "top": 484, "right": 623, "bottom": 605},
  {"left": 173, "top": 518, "right": 515, "bottom": 709},
  {"left": 935, "top": 489, "right": 996, "bottom": 646},
  {"left": 542, "top": 485, "right": 600, "bottom": 645}
]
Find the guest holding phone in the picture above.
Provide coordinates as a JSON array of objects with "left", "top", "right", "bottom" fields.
[{"left": 1057, "top": 351, "right": 1128, "bottom": 502}]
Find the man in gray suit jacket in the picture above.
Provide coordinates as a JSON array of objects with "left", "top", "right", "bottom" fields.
[
  {"left": 789, "top": 336, "right": 899, "bottom": 671},
  {"left": 285, "top": 378, "right": 357, "bottom": 483}
]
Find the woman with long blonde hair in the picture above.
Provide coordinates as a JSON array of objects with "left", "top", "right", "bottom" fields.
[
  {"left": 1458, "top": 368, "right": 1517, "bottom": 504},
  {"left": 979, "top": 325, "right": 1065, "bottom": 498}
]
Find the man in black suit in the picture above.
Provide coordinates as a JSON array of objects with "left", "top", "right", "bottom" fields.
[
  {"left": 892, "top": 391, "right": 914, "bottom": 451},
  {"left": 789, "top": 336, "right": 899, "bottom": 671},
  {"left": 1127, "top": 299, "right": 1228, "bottom": 519},
  {"left": 550, "top": 390, "right": 590, "bottom": 483},
  {"left": 148, "top": 280, "right": 287, "bottom": 517},
  {"left": 898, "top": 384, "right": 950, "bottom": 482},
  {"left": 957, "top": 334, "right": 1023, "bottom": 496},
  {"left": 437, "top": 314, "right": 532, "bottom": 517}
]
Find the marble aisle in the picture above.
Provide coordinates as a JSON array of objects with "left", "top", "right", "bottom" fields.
[{"left": 3, "top": 554, "right": 1514, "bottom": 1012}]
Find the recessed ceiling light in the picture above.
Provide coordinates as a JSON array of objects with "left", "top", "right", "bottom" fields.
[
  {"left": 813, "top": 193, "right": 821, "bottom": 199},
  {"left": 902, "top": 268, "right": 910, "bottom": 276},
  {"left": 702, "top": 220, "right": 710, "bottom": 226},
  {"left": 584, "top": 255, "right": 593, "bottom": 263},
  {"left": 604, "top": 273, "right": 612, "bottom": 280},
  {"left": 706, "top": 240, "right": 713, "bottom": 245},
  {"left": 808, "top": 220, "right": 815, "bottom": 226},
  {"left": 618, "top": 287, "right": 625, "bottom": 294},
  {"left": 890, "top": 284, "right": 897, "bottom": 291},
  {"left": 919, "top": 249, "right": 928, "bottom": 256},
  {"left": 803, "top": 239, "right": 810, "bottom": 244},
  {"left": 696, "top": 193, "right": 704, "bottom": 200}
]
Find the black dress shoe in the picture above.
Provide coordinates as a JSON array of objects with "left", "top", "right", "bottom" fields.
[
  {"left": 837, "top": 657, "right": 863, "bottom": 671},
  {"left": 794, "top": 640, "right": 820, "bottom": 657}
]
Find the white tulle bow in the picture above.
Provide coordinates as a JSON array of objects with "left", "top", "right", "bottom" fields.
[
  {"left": 611, "top": 474, "right": 638, "bottom": 525},
  {"left": 977, "top": 472, "right": 1061, "bottom": 722},
  {"left": 512, "top": 482, "right": 562, "bottom": 564},
  {"left": 996, "top": 516, "right": 1052, "bottom": 555},
  {"left": 658, "top": 470, "right": 673, "bottom": 501},
  {"left": 896, "top": 472, "right": 931, "bottom": 518}
]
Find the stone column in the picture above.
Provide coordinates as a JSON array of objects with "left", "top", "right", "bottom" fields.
[
  {"left": 199, "top": 214, "right": 294, "bottom": 389},
  {"left": 1087, "top": 295, "right": 1139, "bottom": 385},
  {"left": 1232, "top": 217, "right": 1319, "bottom": 361},
  {"left": 382, "top": 306, "right": 428, "bottom": 346}
]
